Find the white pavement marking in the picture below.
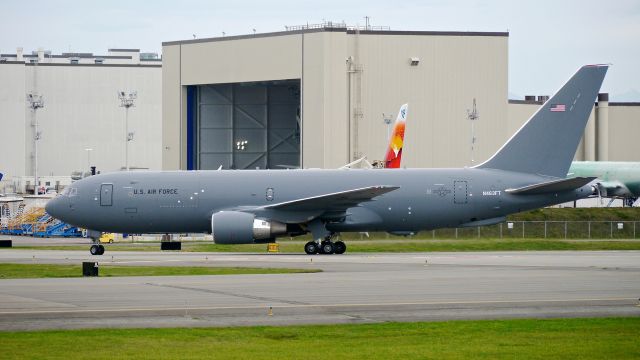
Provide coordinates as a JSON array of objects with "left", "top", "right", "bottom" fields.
[{"left": 0, "top": 297, "right": 634, "bottom": 315}]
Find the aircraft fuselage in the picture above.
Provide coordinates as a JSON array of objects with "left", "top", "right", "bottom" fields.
[{"left": 48, "top": 168, "right": 593, "bottom": 235}]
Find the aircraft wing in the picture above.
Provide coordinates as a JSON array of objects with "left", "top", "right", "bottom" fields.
[
  {"left": 262, "top": 185, "right": 399, "bottom": 213},
  {"left": 506, "top": 177, "right": 596, "bottom": 195}
]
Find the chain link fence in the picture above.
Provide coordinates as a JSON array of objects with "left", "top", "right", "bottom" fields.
[{"left": 428, "top": 221, "right": 640, "bottom": 239}]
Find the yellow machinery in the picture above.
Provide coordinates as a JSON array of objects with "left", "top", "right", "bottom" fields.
[{"left": 99, "top": 233, "right": 115, "bottom": 244}]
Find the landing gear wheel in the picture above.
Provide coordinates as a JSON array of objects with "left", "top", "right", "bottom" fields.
[
  {"left": 304, "top": 241, "right": 319, "bottom": 255},
  {"left": 319, "top": 241, "right": 335, "bottom": 255},
  {"left": 334, "top": 241, "right": 346, "bottom": 254},
  {"left": 97, "top": 245, "right": 105, "bottom": 255},
  {"left": 90, "top": 245, "right": 101, "bottom": 256}
]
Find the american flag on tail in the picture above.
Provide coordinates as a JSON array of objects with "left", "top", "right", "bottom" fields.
[{"left": 550, "top": 104, "right": 566, "bottom": 112}]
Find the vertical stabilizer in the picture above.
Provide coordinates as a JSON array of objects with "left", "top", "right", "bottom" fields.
[
  {"left": 384, "top": 104, "right": 408, "bottom": 168},
  {"left": 477, "top": 65, "right": 608, "bottom": 177}
]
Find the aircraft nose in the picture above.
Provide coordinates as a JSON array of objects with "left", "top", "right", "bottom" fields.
[{"left": 45, "top": 196, "right": 69, "bottom": 221}]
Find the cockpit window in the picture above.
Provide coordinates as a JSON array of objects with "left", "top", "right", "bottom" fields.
[{"left": 62, "top": 187, "right": 78, "bottom": 197}]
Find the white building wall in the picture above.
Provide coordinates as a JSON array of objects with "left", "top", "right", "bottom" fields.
[
  {"left": 302, "top": 31, "right": 349, "bottom": 168},
  {"left": 351, "top": 33, "right": 508, "bottom": 168},
  {"left": 608, "top": 105, "right": 640, "bottom": 161},
  {"left": 161, "top": 46, "right": 182, "bottom": 170},
  {"left": 180, "top": 36, "right": 302, "bottom": 85},
  {"left": 0, "top": 63, "right": 27, "bottom": 181},
  {"left": 0, "top": 62, "right": 162, "bottom": 191}
]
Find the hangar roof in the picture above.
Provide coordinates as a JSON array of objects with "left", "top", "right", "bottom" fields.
[{"left": 163, "top": 28, "right": 508, "bottom": 46}]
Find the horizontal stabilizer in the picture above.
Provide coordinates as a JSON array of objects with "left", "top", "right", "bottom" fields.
[
  {"left": 506, "top": 177, "right": 596, "bottom": 195},
  {"left": 262, "top": 185, "right": 400, "bottom": 212}
]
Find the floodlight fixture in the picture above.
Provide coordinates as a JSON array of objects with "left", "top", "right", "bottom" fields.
[{"left": 118, "top": 90, "right": 138, "bottom": 170}]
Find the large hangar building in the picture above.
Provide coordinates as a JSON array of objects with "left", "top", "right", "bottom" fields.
[
  {"left": 162, "top": 25, "right": 510, "bottom": 170},
  {"left": 163, "top": 24, "right": 640, "bottom": 172}
]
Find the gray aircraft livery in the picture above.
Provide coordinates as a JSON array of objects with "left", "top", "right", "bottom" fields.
[{"left": 46, "top": 65, "right": 608, "bottom": 255}]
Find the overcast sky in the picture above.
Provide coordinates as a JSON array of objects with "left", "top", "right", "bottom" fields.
[{"left": 2, "top": 0, "right": 639, "bottom": 100}]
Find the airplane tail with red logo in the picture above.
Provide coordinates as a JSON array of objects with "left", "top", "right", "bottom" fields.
[{"left": 384, "top": 104, "right": 408, "bottom": 168}]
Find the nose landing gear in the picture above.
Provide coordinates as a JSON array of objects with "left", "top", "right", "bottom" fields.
[
  {"left": 90, "top": 244, "right": 105, "bottom": 255},
  {"left": 86, "top": 230, "right": 105, "bottom": 255}
]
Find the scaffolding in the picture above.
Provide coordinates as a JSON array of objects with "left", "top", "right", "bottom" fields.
[{"left": 0, "top": 205, "right": 82, "bottom": 237}]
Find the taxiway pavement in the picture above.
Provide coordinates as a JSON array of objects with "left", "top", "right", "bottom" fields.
[{"left": 0, "top": 250, "right": 639, "bottom": 330}]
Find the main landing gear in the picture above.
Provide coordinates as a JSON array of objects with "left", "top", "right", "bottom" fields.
[
  {"left": 90, "top": 244, "right": 105, "bottom": 255},
  {"left": 304, "top": 235, "right": 346, "bottom": 255}
]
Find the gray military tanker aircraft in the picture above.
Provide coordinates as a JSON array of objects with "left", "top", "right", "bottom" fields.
[{"left": 46, "top": 65, "right": 608, "bottom": 255}]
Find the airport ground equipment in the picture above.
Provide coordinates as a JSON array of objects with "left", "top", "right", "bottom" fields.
[
  {"left": 82, "top": 262, "right": 99, "bottom": 276},
  {"left": 99, "top": 233, "right": 114, "bottom": 243},
  {"left": 0, "top": 206, "right": 82, "bottom": 237},
  {"left": 161, "top": 241, "right": 181, "bottom": 251}
]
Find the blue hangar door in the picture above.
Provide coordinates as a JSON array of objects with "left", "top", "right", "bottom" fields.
[{"left": 190, "top": 80, "right": 301, "bottom": 170}]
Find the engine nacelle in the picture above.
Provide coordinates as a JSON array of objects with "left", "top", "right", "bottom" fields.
[{"left": 211, "top": 211, "right": 287, "bottom": 244}]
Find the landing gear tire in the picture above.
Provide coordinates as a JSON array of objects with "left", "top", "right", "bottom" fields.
[
  {"left": 319, "top": 241, "right": 335, "bottom": 255},
  {"left": 90, "top": 244, "right": 105, "bottom": 256},
  {"left": 304, "top": 241, "right": 319, "bottom": 255},
  {"left": 334, "top": 241, "right": 346, "bottom": 255}
]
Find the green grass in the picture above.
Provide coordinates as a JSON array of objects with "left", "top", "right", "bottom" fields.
[
  {"left": 1, "top": 318, "right": 638, "bottom": 359},
  {"left": 0, "top": 263, "right": 320, "bottom": 279},
  {"left": 338, "top": 238, "right": 640, "bottom": 252},
  {"left": 185, "top": 239, "right": 640, "bottom": 252},
  {"left": 9, "top": 237, "right": 640, "bottom": 253},
  {"left": 509, "top": 207, "right": 640, "bottom": 221}
]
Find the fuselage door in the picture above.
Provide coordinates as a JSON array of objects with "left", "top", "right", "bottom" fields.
[
  {"left": 453, "top": 180, "right": 468, "bottom": 204},
  {"left": 100, "top": 183, "right": 113, "bottom": 206}
]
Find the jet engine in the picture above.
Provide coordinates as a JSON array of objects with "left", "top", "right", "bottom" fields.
[{"left": 211, "top": 211, "right": 287, "bottom": 244}]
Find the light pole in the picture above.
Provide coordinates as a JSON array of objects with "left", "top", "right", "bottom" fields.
[
  {"left": 383, "top": 113, "right": 393, "bottom": 143},
  {"left": 118, "top": 91, "right": 137, "bottom": 171},
  {"left": 467, "top": 98, "right": 479, "bottom": 165},
  {"left": 27, "top": 93, "right": 44, "bottom": 194},
  {"left": 84, "top": 148, "right": 93, "bottom": 171}
]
